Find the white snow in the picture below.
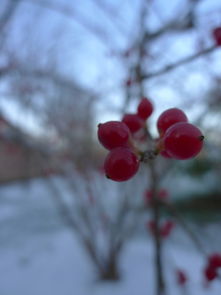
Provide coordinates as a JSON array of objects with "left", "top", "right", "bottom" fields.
[{"left": 0, "top": 178, "right": 220, "bottom": 295}]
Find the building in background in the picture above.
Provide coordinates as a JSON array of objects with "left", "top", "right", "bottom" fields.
[{"left": 0, "top": 114, "right": 57, "bottom": 183}]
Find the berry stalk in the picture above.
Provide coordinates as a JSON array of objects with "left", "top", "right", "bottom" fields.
[{"left": 149, "top": 160, "right": 166, "bottom": 295}]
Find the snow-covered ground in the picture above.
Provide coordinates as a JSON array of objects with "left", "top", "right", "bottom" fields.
[{"left": 0, "top": 178, "right": 220, "bottom": 295}]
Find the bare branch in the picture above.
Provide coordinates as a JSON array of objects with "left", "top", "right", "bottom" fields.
[
  {"left": 23, "top": 0, "right": 113, "bottom": 48},
  {"left": 141, "top": 45, "right": 217, "bottom": 81}
]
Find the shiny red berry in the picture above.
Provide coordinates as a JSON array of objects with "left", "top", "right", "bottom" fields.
[
  {"left": 213, "top": 27, "right": 221, "bottom": 46},
  {"left": 122, "top": 114, "right": 143, "bottom": 133},
  {"left": 163, "top": 122, "right": 204, "bottom": 160},
  {"left": 176, "top": 269, "right": 187, "bottom": 286},
  {"left": 157, "top": 108, "right": 188, "bottom": 136},
  {"left": 137, "top": 97, "right": 153, "bottom": 120},
  {"left": 104, "top": 147, "right": 139, "bottom": 182},
  {"left": 98, "top": 121, "right": 130, "bottom": 150}
]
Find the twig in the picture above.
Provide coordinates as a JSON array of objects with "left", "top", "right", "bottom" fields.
[
  {"left": 141, "top": 46, "right": 217, "bottom": 81},
  {"left": 163, "top": 201, "right": 207, "bottom": 256}
]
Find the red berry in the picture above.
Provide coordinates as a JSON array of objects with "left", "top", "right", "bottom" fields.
[
  {"left": 137, "top": 97, "right": 153, "bottom": 120},
  {"left": 163, "top": 122, "right": 204, "bottom": 160},
  {"left": 98, "top": 121, "right": 130, "bottom": 150},
  {"left": 204, "top": 266, "right": 217, "bottom": 282},
  {"left": 157, "top": 108, "right": 188, "bottom": 136},
  {"left": 122, "top": 114, "right": 143, "bottom": 133},
  {"left": 213, "top": 27, "right": 221, "bottom": 46},
  {"left": 208, "top": 253, "right": 221, "bottom": 269},
  {"left": 104, "top": 147, "right": 139, "bottom": 182},
  {"left": 176, "top": 269, "right": 187, "bottom": 286},
  {"left": 125, "top": 79, "right": 132, "bottom": 87},
  {"left": 160, "top": 220, "right": 175, "bottom": 238}
]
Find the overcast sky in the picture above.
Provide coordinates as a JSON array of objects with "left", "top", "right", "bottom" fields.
[{"left": 0, "top": 0, "right": 221, "bottom": 135}]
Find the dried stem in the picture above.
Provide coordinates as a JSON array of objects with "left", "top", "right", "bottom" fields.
[
  {"left": 141, "top": 45, "right": 217, "bottom": 81},
  {"left": 149, "top": 161, "right": 166, "bottom": 295}
]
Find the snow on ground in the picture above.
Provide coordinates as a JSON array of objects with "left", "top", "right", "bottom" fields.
[{"left": 0, "top": 178, "right": 220, "bottom": 295}]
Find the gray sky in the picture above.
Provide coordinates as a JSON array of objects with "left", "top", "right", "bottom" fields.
[{"left": 0, "top": 0, "right": 221, "bottom": 135}]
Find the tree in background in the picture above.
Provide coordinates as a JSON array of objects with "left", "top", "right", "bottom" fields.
[{"left": 0, "top": 1, "right": 221, "bottom": 294}]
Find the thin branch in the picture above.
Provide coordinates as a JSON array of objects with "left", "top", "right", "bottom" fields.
[
  {"left": 163, "top": 201, "right": 207, "bottom": 256},
  {"left": 0, "top": 0, "right": 22, "bottom": 51},
  {"left": 23, "top": 0, "right": 114, "bottom": 48},
  {"left": 141, "top": 45, "right": 217, "bottom": 81}
]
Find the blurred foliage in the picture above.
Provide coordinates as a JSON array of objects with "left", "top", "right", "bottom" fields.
[
  {"left": 172, "top": 191, "right": 221, "bottom": 223},
  {"left": 179, "top": 158, "right": 214, "bottom": 178}
]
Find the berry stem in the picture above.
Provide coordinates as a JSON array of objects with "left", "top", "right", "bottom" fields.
[
  {"left": 149, "top": 161, "right": 166, "bottom": 295},
  {"left": 139, "top": 150, "right": 158, "bottom": 162}
]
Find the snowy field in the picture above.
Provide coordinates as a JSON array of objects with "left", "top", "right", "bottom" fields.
[{"left": 0, "top": 178, "right": 220, "bottom": 295}]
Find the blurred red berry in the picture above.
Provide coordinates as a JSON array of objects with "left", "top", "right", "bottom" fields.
[
  {"left": 125, "top": 79, "right": 132, "bottom": 87},
  {"left": 122, "top": 114, "right": 143, "bottom": 133},
  {"left": 176, "top": 269, "right": 187, "bottom": 286},
  {"left": 137, "top": 97, "right": 153, "bottom": 120},
  {"left": 208, "top": 253, "right": 221, "bottom": 269},
  {"left": 157, "top": 108, "right": 188, "bottom": 136},
  {"left": 163, "top": 122, "right": 204, "bottom": 160},
  {"left": 104, "top": 147, "right": 139, "bottom": 182},
  {"left": 123, "top": 49, "right": 132, "bottom": 58},
  {"left": 160, "top": 220, "right": 175, "bottom": 238},
  {"left": 98, "top": 121, "right": 130, "bottom": 150},
  {"left": 213, "top": 27, "right": 221, "bottom": 46},
  {"left": 204, "top": 265, "right": 217, "bottom": 282}
]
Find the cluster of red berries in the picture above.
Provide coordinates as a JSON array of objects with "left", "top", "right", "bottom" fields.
[
  {"left": 97, "top": 97, "right": 152, "bottom": 181},
  {"left": 147, "top": 220, "right": 175, "bottom": 239},
  {"left": 97, "top": 98, "right": 204, "bottom": 182},
  {"left": 204, "top": 253, "right": 221, "bottom": 282},
  {"left": 156, "top": 108, "right": 204, "bottom": 160}
]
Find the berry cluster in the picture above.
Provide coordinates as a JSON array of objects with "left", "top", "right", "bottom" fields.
[
  {"left": 157, "top": 108, "right": 204, "bottom": 160},
  {"left": 97, "top": 98, "right": 204, "bottom": 182},
  {"left": 204, "top": 253, "right": 221, "bottom": 282},
  {"left": 98, "top": 97, "right": 152, "bottom": 181}
]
